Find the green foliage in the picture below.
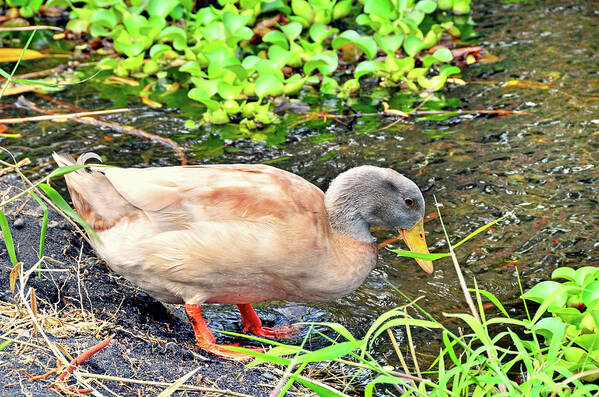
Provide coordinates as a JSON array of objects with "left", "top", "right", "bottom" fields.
[
  {"left": 14, "top": 0, "right": 473, "bottom": 127},
  {"left": 522, "top": 266, "right": 599, "bottom": 382},
  {"left": 222, "top": 269, "right": 599, "bottom": 395}
]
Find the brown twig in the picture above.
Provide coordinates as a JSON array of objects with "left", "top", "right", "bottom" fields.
[
  {"left": 0, "top": 26, "right": 63, "bottom": 32},
  {"left": 0, "top": 108, "right": 130, "bottom": 123},
  {"left": 56, "top": 335, "right": 114, "bottom": 381},
  {"left": 16, "top": 96, "right": 188, "bottom": 165}
]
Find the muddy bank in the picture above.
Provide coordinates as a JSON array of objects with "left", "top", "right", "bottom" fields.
[{"left": 0, "top": 174, "right": 283, "bottom": 396}]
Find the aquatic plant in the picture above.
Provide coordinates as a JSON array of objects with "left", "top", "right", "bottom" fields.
[{"left": 2, "top": 0, "right": 474, "bottom": 126}]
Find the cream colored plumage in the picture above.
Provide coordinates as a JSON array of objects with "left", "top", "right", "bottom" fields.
[{"left": 53, "top": 153, "right": 432, "bottom": 359}]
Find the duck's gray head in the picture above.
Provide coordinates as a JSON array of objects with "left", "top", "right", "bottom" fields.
[{"left": 325, "top": 166, "right": 433, "bottom": 274}]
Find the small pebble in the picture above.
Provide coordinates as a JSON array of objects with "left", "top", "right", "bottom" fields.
[
  {"left": 13, "top": 217, "right": 24, "bottom": 229},
  {"left": 262, "top": 372, "right": 274, "bottom": 380}
]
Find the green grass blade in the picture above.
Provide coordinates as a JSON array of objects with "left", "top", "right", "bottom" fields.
[
  {"left": 38, "top": 183, "right": 99, "bottom": 241},
  {"left": 291, "top": 374, "right": 350, "bottom": 397},
  {"left": 0, "top": 210, "right": 18, "bottom": 265},
  {"left": 295, "top": 340, "right": 363, "bottom": 364},
  {"left": 28, "top": 191, "right": 48, "bottom": 278},
  {"left": 0, "top": 29, "right": 38, "bottom": 99},
  {"left": 468, "top": 288, "right": 510, "bottom": 317},
  {"left": 46, "top": 164, "right": 91, "bottom": 180},
  {"left": 451, "top": 216, "right": 505, "bottom": 249},
  {"left": 388, "top": 249, "right": 450, "bottom": 261}
]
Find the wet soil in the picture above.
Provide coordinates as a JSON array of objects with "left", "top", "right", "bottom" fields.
[{"left": 0, "top": 174, "right": 281, "bottom": 396}]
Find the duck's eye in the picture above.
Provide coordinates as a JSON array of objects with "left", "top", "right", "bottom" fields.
[{"left": 404, "top": 198, "right": 414, "bottom": 206}]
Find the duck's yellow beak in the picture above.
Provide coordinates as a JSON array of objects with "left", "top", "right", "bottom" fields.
[{"left": 400, "top": 219, "right": 434, "bottom": 274}]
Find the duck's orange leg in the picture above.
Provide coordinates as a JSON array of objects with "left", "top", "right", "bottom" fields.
[
  {"left": 185, "top": 304, "right": 262, "bottom": 360},
  {"left": 237, "top": 304, "right": 298, "bottom": 339}
]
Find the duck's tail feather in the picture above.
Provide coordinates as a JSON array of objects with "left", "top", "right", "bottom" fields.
[{"left": 52, "top": 152, "right": 136, "bottom": 232}]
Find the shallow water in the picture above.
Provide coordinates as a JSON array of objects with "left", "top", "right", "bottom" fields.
[{"left": 2, "top": 0, "right": 598, "bottom": 367}]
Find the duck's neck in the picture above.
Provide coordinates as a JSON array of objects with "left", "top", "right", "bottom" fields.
[{"left": 324, "top": 182, "right": 374, "bottom": 243}]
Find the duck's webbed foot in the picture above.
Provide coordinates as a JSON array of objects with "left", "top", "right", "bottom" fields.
[
  {"left": 185, "top": 304, "right": 263, "bottom": 361},
  {"left": 237, "top": 303, "right": 300, "bottom": 339}
]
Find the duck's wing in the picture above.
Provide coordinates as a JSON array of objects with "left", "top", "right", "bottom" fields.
[{"left": 101, "top": 164, "right": 327, "bottom": 231}]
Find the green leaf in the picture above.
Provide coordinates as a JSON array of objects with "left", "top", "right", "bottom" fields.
[
  {"left": 254, "top": 75, "right": 284, "bottom": 100},
  {"left": 365, "top": 376, "right": 406, "bottom": 397},
  {"left": 468, "top": 288, "right": 510, "bottom": 317},
  {"left": 148, "top": 0, "right": 178, "bottom": 18},
  {"left": 295, "top": 341, "right": 363, "bottom": 363},
  {"left": 291, "top": 0, "right": 314, "bottom": 22},
  {"left": 46, "top": 164, "right": 90, "bottom": 180},
  {"left": 159, "top": 27, "right": 187, "bottom": 51},
  {"left": 223, "top": 12, "right": 249, "bottom": 35},
  {"left": 281, "top": 22, "right": 302, "bottom": 42},
  {"left": 582, "top": 281, "right": 599, "bottom": 308},
  {"left": 320, "top": 76, "right": 339, "bottom": 94},
  {"left": 415, "top": 0, "right": 437, "bottom": 13},
  {"left": 404, "top": 36, "right": 424, "bottom": 57},
  {"left": 364, "top": 0, "right": 393, "bottom": 17},
  {"left": 452, "top": 216, "right": 505, "bottom": 249},
  {"left": 123, "top": 14, "right": 147, "bottom": 37},
  {"left": 522, "top": 281, "right": 568, "bottom": 306},
  {"left": 0, "top": 211, "right": 17, "bottom": 266},
  {"left": 304, "top": 51, "right": 338, "bottom": 76},
  {"left": 180, "top": 61, "right": 207, "bottom": 77},
  {"left": 292, "top": 375, "right": 349, "bottom": 397},
  {"left": 216, "top": 80, "right": 242, "bottom": 100},
  {"left": 149, "top": 44, "right": 172, "bottom": 59},
  {"left": 388, "top": 249, "right": 450, "bottom": 261},
  {"left": 374, "top": 33, "right": 403, "bottom": 55},
  {"left": 309, "top": 23, "right": 332, "bottom": 43},
  {"left": 332, "top": 30, "right": 378, "bottom": 60},
  {"left": 433, "top": 47, "right": 453, "bottom": 62},
  {"left": 575, "top": 267, "right": 599, "bottom": 287},
  {"left": 552, "top": 267, "right": 577, "bottom": 282},
  {"left": 354, "top": 61, "right": 377, "bottom": 79},
  {"left": 263, "top": 30, "right": 289, "bottom": 50}
]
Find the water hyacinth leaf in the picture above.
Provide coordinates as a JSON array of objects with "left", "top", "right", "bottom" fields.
[
  {"left": 404, "top": 36, "right": 424, "bottom": 57},
  {"left": 332, "top": 0, "right": 352, "bottom": 19},
  {"left": 97, "top": 57, "right": 118, "bottom": 70},
  {"left": 548, "top": 307, "right": 585, "bottom": 324},
  {"left": 320, "top": 76, "right": 339, "bottom": 94},
  {"left": 149, "top": 44, "right": 172, "bottom": 59},
  {"left": 354, "top": 61, "right": 376, "bottom": 79},
  {"left": 189, "top": 91, "right": 220, "bottom": 111},
  {"left": 405, "top": 9, "right": 425, "bottom": 26},
  {"left": 581, "top": 281, "right": 599, "bottom": 307},
  {"left": 189, "top": 78, "right": 218, "bottom": 98},
  {"left": 281, "top": 22, "right": 302, "bottom": 42},
  {"left": 284, "top": 74, "right": 308, "bottom": 95},
  {"left": 416, "top": 0, "right": 437, "bottom": 13},
  {"left": 309, "top": 24, "right": 331, "bottom": 43},
  {"left": 114, "top": 32, "right": 146, "bottom": 57},
  {"left": 363, "top": 0, "right": 393, "bottom": 17},
  {"left": 533, "top": 317, "right": 566, "bottom": 343},
  {"left": 159, "top": 27, "right": 188, "bottom": 51},
  {"left": 521, "top": 281, "right": 567, "bottom": 305},
  {"left": 291, "top": 0, "right": 314, "bottom": 22},
  {"left": 268, "top": 45, "right": 293, "bottom": 68},
  {"left": 263, "top": 30, "right": 289, "bottom": 50},
  {"left": 255, "top": 75, "right": 284, "bottom": 100},
  {"left": 0, "top": 211, "right": 17, "bottom": 266},
  {"left": 552, "top": 267, "right": 577, "bottom": 282},
  {"left": 439, "top": 64, "right": 461, "bottom": 77},
  {"left": 89, "top": 9, "right": 117, "bottom": 37},
  {"left": 223, "top": 12, "right": 249, "bottom": 35},
  {"left": 304, "top": 51, "right": 338, "bottom": 76},
  {"left": 216, "top": 81, "right": 242, "bottom": 100},
  {"left": 332, "top": 30, "right": 377, "bottom": 60},
  {"left": 180, "top": 61, "right": 207, "bottom": 77},
  {"left": 433, "top": 47, "right": 453, "bottom": 62},
  {"left": 148, "top": 0, "right": 179, "bottom": 18},
  {"left": 123, "top": 14, "right": 147, "bottom": 37},
  {"left": 225, "top": 64, "right": 248, "bottom": 81},
  {"left": 574, "top": 267, "right": 599, "bottom": 287},
  {"left": 256, "top": 59, "right": 284, "bottom": 80},
  {"left": 374, "top": 33, "right": 403, "bottom": 55},
  {"left": 262, "top": 0, "right": 291, "bottom": 15}
]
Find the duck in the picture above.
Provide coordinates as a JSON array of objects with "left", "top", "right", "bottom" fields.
[{"left": 52, "top": 153, "right": 433, "bottom": 359}]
